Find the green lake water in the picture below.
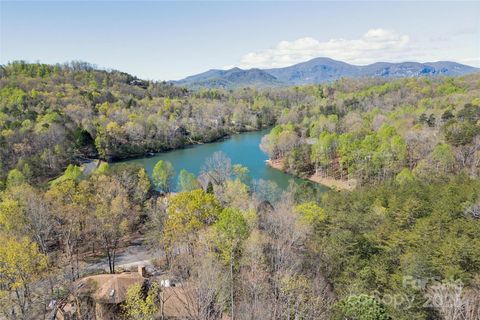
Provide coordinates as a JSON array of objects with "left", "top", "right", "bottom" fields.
[{"left": 118, "top": 128, "right": 329, "bottom": 193}]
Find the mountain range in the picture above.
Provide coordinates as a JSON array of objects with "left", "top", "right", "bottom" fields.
[{"left": 174, "top": 57, "right": 479, "bottom": 89}]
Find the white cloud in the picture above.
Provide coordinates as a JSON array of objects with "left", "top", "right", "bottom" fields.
[{"left": 235, "top": 29, "right": 411, "bottom": 69}]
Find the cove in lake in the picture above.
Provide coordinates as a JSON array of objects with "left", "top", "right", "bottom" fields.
[{"left": 118, "top": 128, "right": 329, "bottom": 193}]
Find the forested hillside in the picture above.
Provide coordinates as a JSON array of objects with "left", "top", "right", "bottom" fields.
[
  {"left": 1, "top": 62, "right": 480, "bottom": 320},
  {"left": 261, "top": 74, "right": 480, "bottom": 186},
  {"left": 0, "top": 61, "right": 279, "bottom": 183}
]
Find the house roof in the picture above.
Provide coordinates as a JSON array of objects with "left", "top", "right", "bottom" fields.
[
  {"left": 160, "top": 285, "right": 196, "bottom": 318},
  {"left": 77, "top": 272, "right": 146, "bottom": 304}
]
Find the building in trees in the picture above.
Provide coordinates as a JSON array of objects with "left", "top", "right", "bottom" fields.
[{"left": 54, "top": 267, "right": 146, "bottom": 320}]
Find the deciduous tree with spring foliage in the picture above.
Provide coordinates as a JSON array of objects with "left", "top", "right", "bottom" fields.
[
  {"left": 0, "top": 236, "right": 48, "bottom": 319},
  {"left": 213, "top": 207, "right": 249, "bottom": 320},
  {"left": 123, "top": 283, "right": 159, "bottom": 320},
  {"left": 152, "top": 160, "right": 175, "bottom": 193},
  {"left": 163, "top": 189, "right": 221, "bottom": 257}
]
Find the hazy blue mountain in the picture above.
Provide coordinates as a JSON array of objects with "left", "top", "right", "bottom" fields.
[
  {"left": 358, "top": 61, "right": 479, "bottom": 79},
  {"left": 175, "top": 58, "right": 479, "bottom": 88},
  {"left": 175, "top": 67, "right": 282, "bottom": 89},
  {"left": 265, "top": 57, "right": 361, "bottom": 84}
]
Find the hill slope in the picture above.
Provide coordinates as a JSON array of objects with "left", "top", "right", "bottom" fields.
[{"left": 175, "top": 67, "right": 282, "bottom": 89}]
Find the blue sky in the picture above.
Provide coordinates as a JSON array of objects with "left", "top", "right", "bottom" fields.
[{"left": 1, "top": 1, "right": 479, "bottom": 80}]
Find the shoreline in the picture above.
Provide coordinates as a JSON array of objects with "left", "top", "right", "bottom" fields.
[{"left": 266, "top": 159, "right": 356, "bottom": 191}]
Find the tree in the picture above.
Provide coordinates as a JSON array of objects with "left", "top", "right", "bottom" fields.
[
  {"left": 3, "top": 184, "right": 53, "bottom": 255},
  {"left": 45, "top": 171, "right": 88, "bottom": 280},
  {"left": 213, "top": 208, "right": 249, "bottom": 320},
  {"left": 259, "top": 192, "right": 311, "bottom": 317},
  {"left": 278, "top": 273, "right": 333, "bottom": 320},
  {"left": 123, "top": 283, "right": 159, "bottom": 320},
  {"left": 395, "top": 168, "right": 416, "bottom": 185},
  {"left": 260, "top": 134, "right": 279, "bottom": 159},
  {"left": 285, "top": 144, "right": 314, "bottom": 177},
  {"left": 0, "top": 195, "right": 25, "bottom": 236},
  {"left": 335, "top": 294, "right": 390, "bottom": 320},
  {"left": 310, "top": 114, "right": 338, "bottom": 137},
  {"left": 214, "top": 208, "right": 249, "bottom": 264},
  {"left": 237, "top": 230, "right": 272, "bottom": 319},
  {"left": 6, "top": 169, "right": 26, "bottom": 188},
  {"left": 178, "top": 169, "right": 200, "bottom": 192},
  {"left": 135, "top": 167, "right": 152, "bottom": 204},
  {"left": 277, "top": 130, "right": 299, "bottom": 159},
  {"left": 106, "top": 164, "right": 151, "bottom": 206},
  {"left": 163, "top": 189, "right": 221, "bottom": 257},
  {"left": 431, "top": 143, "right": 456, "bottom": 174},
  {"left": 252, "top": 179, "right": 281, "bottom": 204},
  {"left": 175, "top": 253, "right": 229, "bottom": 320},
  {"left": 311, "top": 132, "right": 337, "bottom": 176},
  {"left": 92, "top": 175, "right": 132, "bottom": 273},
  {"left": 216, "top": 179, "right": 250, "bottom": 210},
  {"left": 295, "top": 201, "right": 326, "bottom": 226},
  {"left": 200, "top": 151, "right": 231, "bottom": 186},
  {"left": 444, "top": 122, "right": 479, "bottom": 147},
  {"left": 442, "top": 110, "right": 454, "bottom": 122},
  {"left": 232, "top": 164, "right": 250, "bottom": 185},
  {"left": 152, "top": 160, "right": 175, "bottom": 193},
  {"left": 206, "top": 181, "right": 214, "bottom": 194},
  {"left": 0, "top": 236, "right": 48, "bottom": 319}
]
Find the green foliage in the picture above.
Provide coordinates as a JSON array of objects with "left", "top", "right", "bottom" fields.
[
  {"left": 395, "top": 168, "right": 416, "bottom": 185},
  {"left": 50, "top": 165, "right": 82, "bottom": 185},
  {"left": 431, "top": 143, "right": 456, "bottom": 171},
  {"left": 437, "top": 77, "right": 466, "bottom": 95},
  {"left": 96, "top": 162, "right": 110, "bottom": 175},
  {"left": 457, "top": 103, "right": 480, "bottom": 122},
  {"left": 311, "top": 131, "right": 337, "bottom": 170},
  {"left": 335, "top": 294, "right": 390, "bottom": 320},
  {"left": 206, "top": 181, "right": 214, "bottom": 194},
  {"left": 135, "top": 168, "right": 152, "bottom": 204},
  {"left": 0, "top": 195, "right": 25, "bottom": 234},
  {"left": 213, "top": 207, "right": 249, "bottom": 265},
  {"left": 295, "top": 201, "right": 326, "bottom": 225},
  {"left": 0, "top": 236, "right": 48, "bottom": 316},
  {"left": 232, "top": 164, "right": 250, "bottom": 184},
  {"left": 123, "top": 283, "right": 159, "bottom": 320},
  {"left": 318, "top": 175, "right": 480, "bottom": 318},
  {"left": 163, "top": 189, "right": 221, "bottom": 251},
  {"left": 0, "top": 86, "right": 26, "bottom": 112},
  {"left": 73, "top": 128, "right": 94, "bottom": 147},
  {"left": 284, "top": 144, "right": 314, "bottom": 177},
  {"left": 6, "top": 169, "right": 26, "bottom": 188},
  {"left": 152, "top": 160, "right": 175, "bottom": 192},
  {"left": 444, "top": 121, "right": 479, "bottom": 146},
  {"left": 177, "top": 169, "right": 200, "bottom": 191}
]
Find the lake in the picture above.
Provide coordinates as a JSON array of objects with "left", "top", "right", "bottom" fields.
[{"left": 118, "top": 128, "right": 329, "bottom": 193}]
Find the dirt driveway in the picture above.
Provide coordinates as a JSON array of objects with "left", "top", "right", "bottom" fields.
[{"left": 85, "top": 238, "right": 162, "bottom": 273}]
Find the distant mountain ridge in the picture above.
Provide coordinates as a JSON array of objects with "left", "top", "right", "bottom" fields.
[
  {"left": 177, "top": 67, "right": 282, "bottom": 89},
  {"left": 174, "top": 57, "right": 479, "bottom": 89}
]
